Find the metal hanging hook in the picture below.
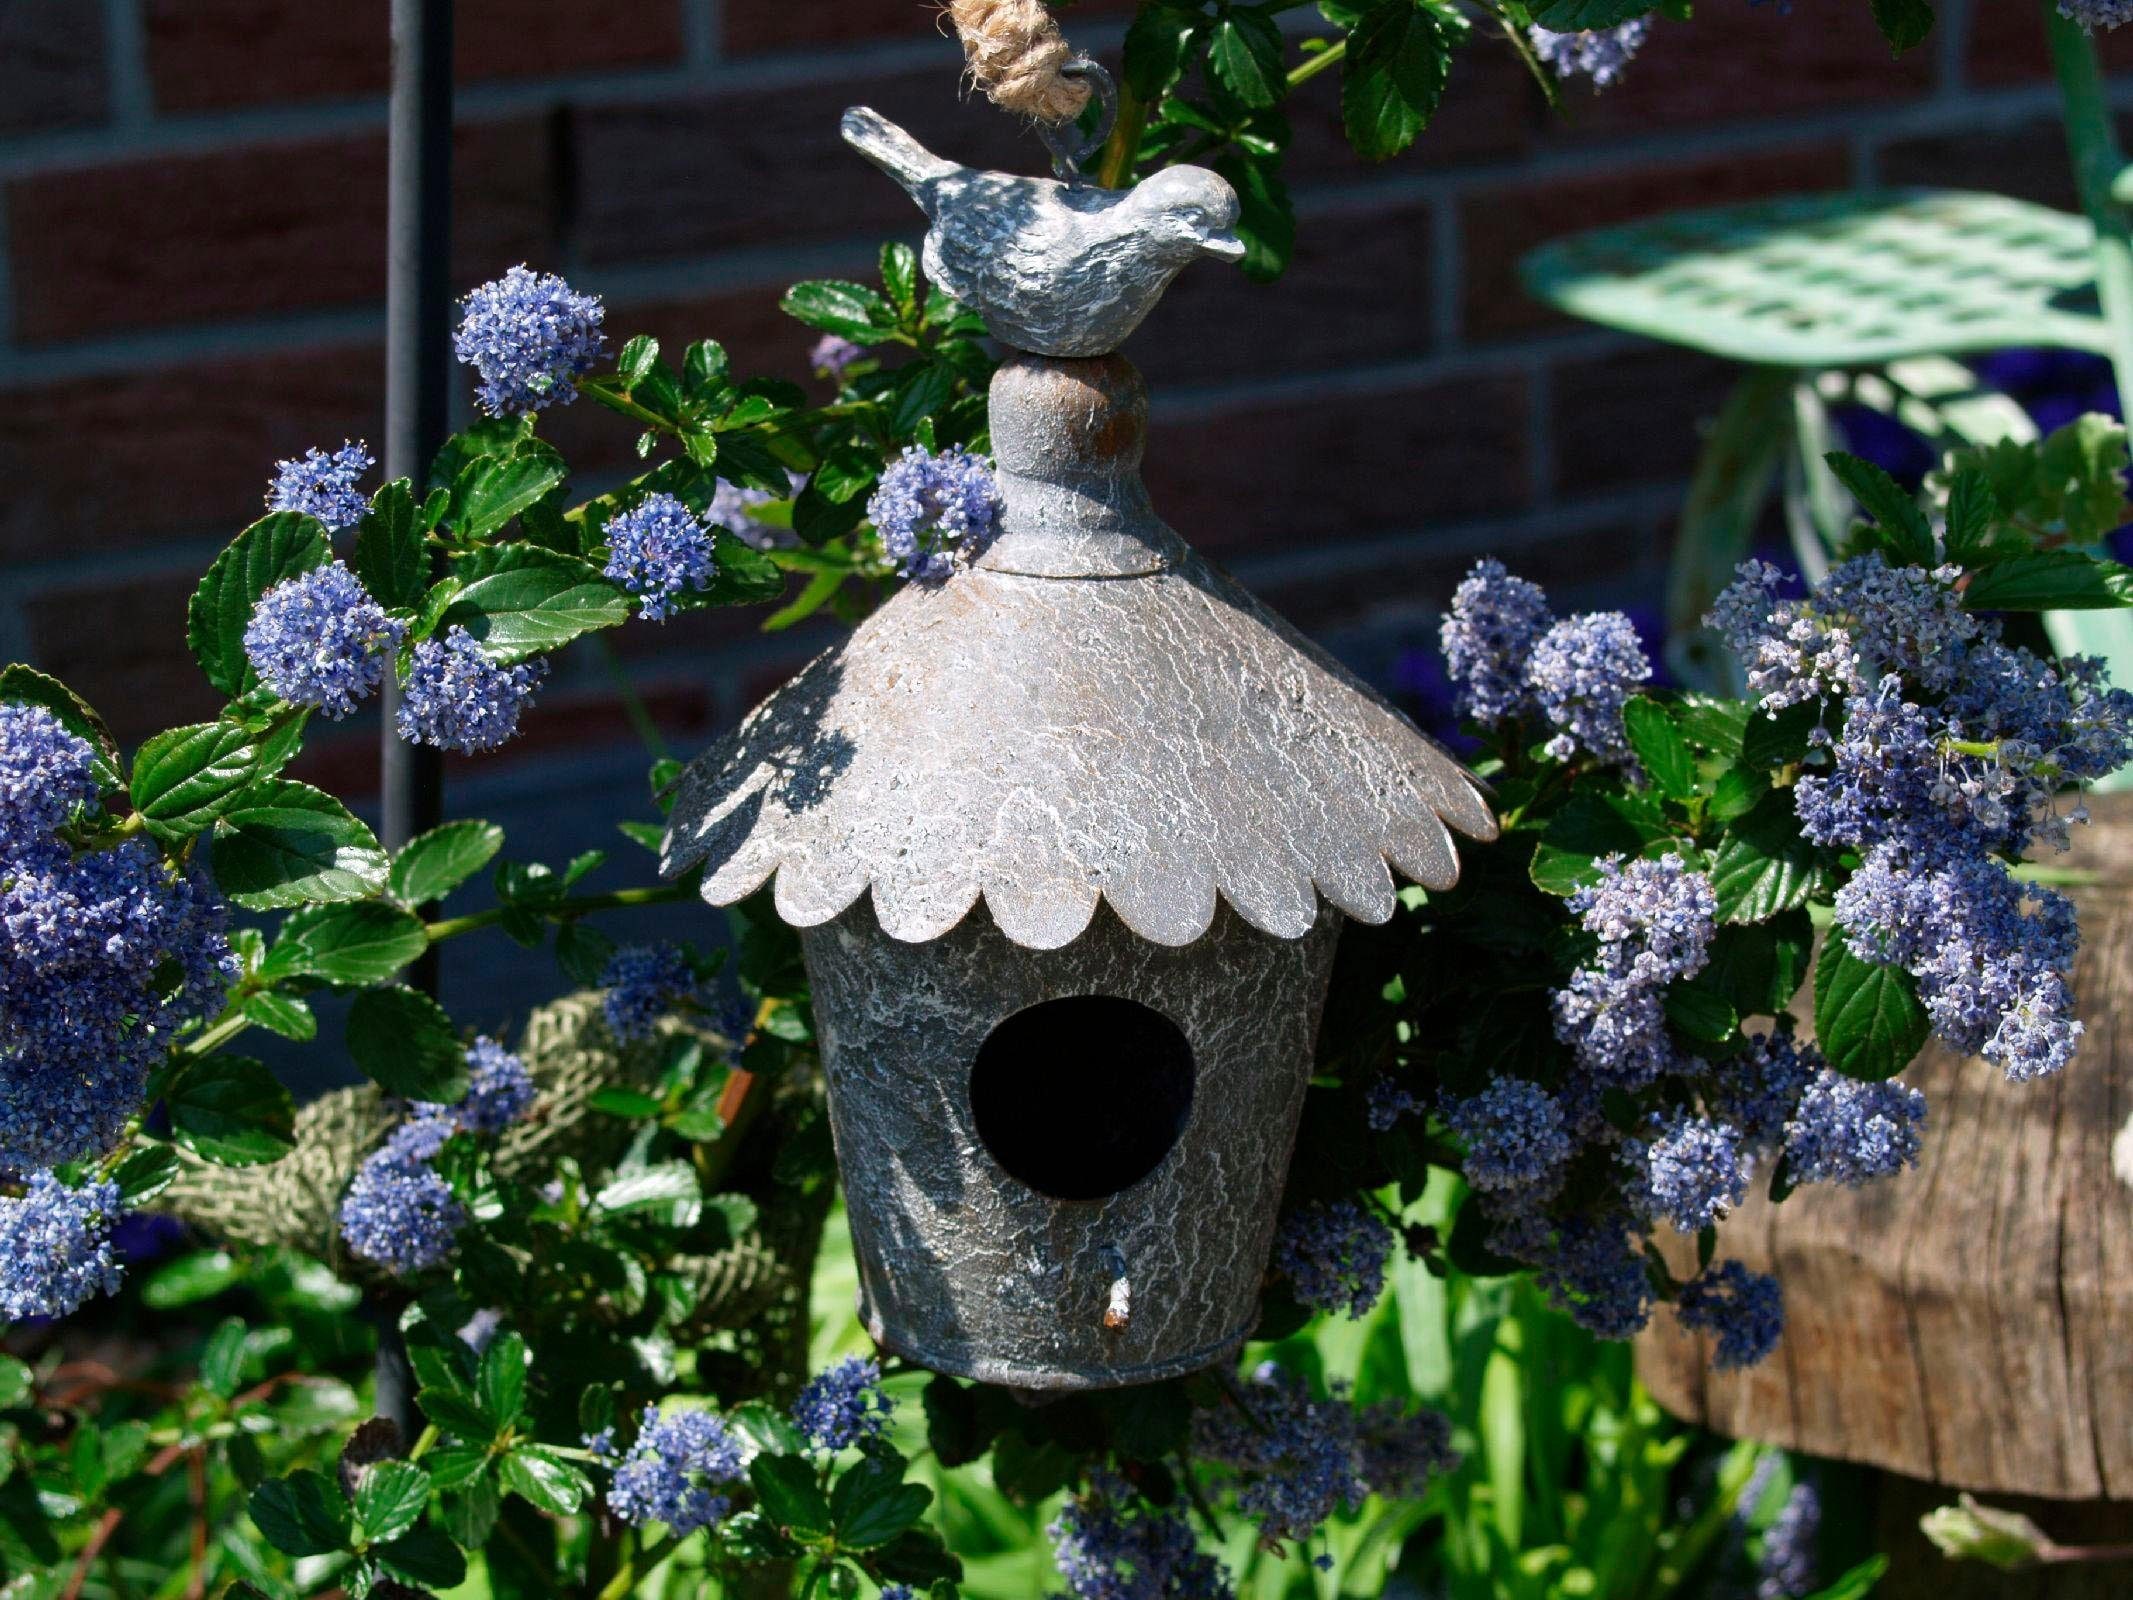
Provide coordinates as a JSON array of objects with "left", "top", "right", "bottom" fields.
[{"left": 1036, "top": 58, "right": 1118, "bottom": 184}]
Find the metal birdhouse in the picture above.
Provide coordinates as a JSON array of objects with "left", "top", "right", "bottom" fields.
[{"left": 662, "top": 100, "right": 1495, "bottom": 1390}]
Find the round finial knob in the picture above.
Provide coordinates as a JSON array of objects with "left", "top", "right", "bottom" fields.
[{"left": 978, "top": 353, "right": 1182, "bottom": 579}]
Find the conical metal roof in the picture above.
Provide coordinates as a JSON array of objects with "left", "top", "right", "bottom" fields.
[{"left": 661, "top": 355, "right": 1495, "bottom": 951}]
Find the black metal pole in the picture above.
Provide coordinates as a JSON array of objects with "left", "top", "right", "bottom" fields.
[
  {"left": 381, "top": 0, "right": 452, "bottom": 984},
  {"left": 374, "top": 0, "right": 453, "bottom": 1439}
]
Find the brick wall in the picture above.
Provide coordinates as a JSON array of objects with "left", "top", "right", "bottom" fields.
[{"left": 0, "top": 0, "right": 2119, "bottom": 1024}]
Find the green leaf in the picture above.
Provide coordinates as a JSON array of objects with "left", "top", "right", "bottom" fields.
[
  {"left": 131, "top": 722, "right": 259, "bottom": 843},
  {"left": 452, "top": 452, "right": 568, "bottom": 541},
  {"left": 1868, "top": 0, "right": 1933, "bottom": 53},
  {"left": 1528, "top": 789, "right": 1666, "bottom": 896},
  {"left": 197, "top": 1316, "right": 248, "bottom": 1398},
  {"left": 352, "top": 479, "right": 428, "bottom": 609},
  {"left": 347, "top": 985, "right": 469, "bottom": 1101},
  {"left": 1526, "top": 0, "right": 1654, "bottom": 23},
  {"left": 0, "top": 1356, "right": 31, "bottom": 1411},
  {"left": 0, "top": 664, "right": 121, "bottom": 786},
  {"left": 1709, "top": 791, "right": 1827, "bottom": 922},
  {"left": 1814, "top": 935, "right": 1930, "bottom": 1081},
  {"left": 780, "top": 280, "right": 896, "bottom": 342},
  {"left": 1663, "top": 984, "right": 1737, "bottom": 1045},
  {"left": 478, "top": 1332, "right": 528, "bottom": 1426},
  {"left": 594, "top": 1161, "right": 701, "bottom": 1226},
  {"left": 142, "top": 1249, "right": 240, "bottom": 1307},
  {"left": 617, "top": 334, "right": 661, "bottom": 390},
  {"left": 1674, "top": 693, "right": 1751, "bottom": 758},
  {"left": 684, "top": 339, "right": 730, "bottom": 397},
  {"left": 1825, "top": 450, "right": 1935, "bottom": 566},
  {"left": 441, "top": 545, "right": 631, "bottom": 661},
  {"left": 879, "top": 242, "right": 919, "bottom": 317},
  {"left": 1622, "top": 698, "right": 1695, "bottom": 801},
  {"left": 750, "top": 1452, "right": 833, "bottom": 1539},
  {"left": 831, "top": 1454, "right": 933, "bottom": 1550},
  {"left": 112, "top": 1140, "right": 181, "bottom": 1204},
  {"left": 1123, "top": 1, "right": 1200, "bottom": 98},
  {"left": 354, "top": 1460, "right": 432, "bottom": 1544},
  {"left": 1940, "top": 465, "right": 1999, "bottom": 564},
  {"left": 417, "top": 1387, "right": 498, "bottom": 1445},
  {"left": 1341, "top": 1, "right": 1448, "bottom": 162},
  {"left": 500, "top": 1446, "right": 586, "bottom": 1515},
  {"left": 249, "top": 1470, "right": 352, "bottom": 1557},
  {"left": 242, "top": 989, "right": 317, "bottom": 1041},
  {"left": 213, "top": 779, "right": 389, "bottom": 909},
  {"left": 1700, "top": 911, "right": 1813, "bottom": 1019},
  {"left": 1960, "top": 550, "right": 2133, "bottom": 611},
  {"left": 270, "top": 901, "right": 429, "bottom": 985},
  {"left": 164, "top": 1055, "right": 294, "bottom": 1166},
  {"left": 1709, "top": 764, "right": 1769, "bottom": 822},
  {"left": 1207, "top": 9, "right": 1285, "bottom": 108},
  {"left": 425, "top": 1445, "right": 491, "bottom": 1493},
  {"left": 187, "top": 513, "right": 332, "bottom": 697},
  {"left": 390, "top": 818, "right": 506, "bottom": 906},
  {"left": 1740, "top": 700, "right": 1823, "bottom": 769},
  {"left": 374, "top": 1524, "right": 467, "bottom": 1590},
  {"left": 1214, "top": 151, "right": 1294, "bottom": 282}
]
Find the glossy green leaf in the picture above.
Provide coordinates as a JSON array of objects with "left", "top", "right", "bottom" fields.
[
  {"left": 347, "top": 985, "right": 469, "bottom": 1102},
  {"left": 478, "top": 1332, "right": 528, "bottom": 1426},
  {"left": 452, "top": 452, "right": 567, "bottom": 541},
  {"left": 500, "top": 1447, "right": 586, "bottom": 1515},
  {"left": 111, "top": 1140, "right": 180, "bottom": 1205},
  {"left": 375, "top": 1525, "right": 467, "bottom": 1589},
  {"left": 1526, "top": 0, "right": 1655, "bottom": 24},
  {"left": 1622, "top": 698, "right": 1695, "bottom": 801},
  {"left": 750, "top": 1452, "right": 833, "bottom": 1540},
  {"left": 131, "top": 722, "right": 260, "bottom": 843},
  {"left": 1814, "top": 934, "right": 1930, "bottom": 1081},
  {"left": 164, "top": 1055, "right": 295, "bottom": 1166},
  {"left": 0, "top": 664, "right": 121, "bottom": 786},
  {"left": 1961, "top": 550, "right": 2133, "bottom": 611},
  {"left": 354, "top": 1460, "right": 432, "bottom": 1545},
  {"left": 780, "top": 280, "right": 895, "bottom": 342},
  {"left": 1826, "top": 450, "right": 1935, "bottom": 566},
  {"left": 1709, "top": 791, "right": 1827, "bottom": 922},
  {"left": 831, "top": 1454, "right": 933, "bottom": 1550},
  {"left": 212, "top": 779, "right": 389, "bottom": 909},
  {"left": 142, "top": 1249, "right": 240, "bottom": 1307},
  {"left": 417, "top": 1387, "right": 498, "bottom": 1445},
  {"left": 1207, "top": 10, "right": 1285, "bottom": 108},
  {"left": 352, "top": 479, "right": 428, "bottom": 609},
  {"left": 187, "top": 513, "right": 331, "bottom": 697},
  {"left": 1341, "top": 0, "right": 1448, "bottom": 162},
  {"left": 389, "top": 818, "right": 506, "bottom": 906},
  {"left": 242, "top": 989, "right": 317, "bottom": 1041},
  {"left": 441, "top": 546, "right": 631, "bottom": 660},
  {"left": 269, "top": 900, "right": 429, "bottom": 985},
  {"left": 1122, "top": 1, "right": 1200, "bottom": 98},
  {"left": 249, "top": 1470, "right": 352, "bottom": 1557}
]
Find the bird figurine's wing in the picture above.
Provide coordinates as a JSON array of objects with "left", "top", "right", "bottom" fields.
[{"left": 840, "top": 108, "right": 955, "bottom": 207}]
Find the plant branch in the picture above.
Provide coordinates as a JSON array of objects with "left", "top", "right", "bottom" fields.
[{"left": 423, "top": 880, "right": 695, "bottom": 944}]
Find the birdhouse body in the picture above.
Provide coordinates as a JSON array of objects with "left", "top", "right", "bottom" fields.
[
  {"left": 664, "top": 352, "right": 1492, "bottom": 1389},
  {"left": 663, "top": 113, "right": 1491, "bottom": 1389}
]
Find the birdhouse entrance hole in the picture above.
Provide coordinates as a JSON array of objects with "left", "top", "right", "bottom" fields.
[{"left": 969, "top": 995, "right": 1195, "bottom": 1202}]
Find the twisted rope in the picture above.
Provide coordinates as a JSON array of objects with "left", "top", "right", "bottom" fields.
[{"left": 945, "top": 0, "right": 1092, "bottom": 122}]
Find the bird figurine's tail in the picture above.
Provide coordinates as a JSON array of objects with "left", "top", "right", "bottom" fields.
[{"left": 841, "top": 107, "right": 955, "bottom": 198}]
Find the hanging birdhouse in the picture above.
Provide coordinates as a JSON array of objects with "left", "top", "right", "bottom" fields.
[{"left": 662, "top": 99, "right": 1495, "bottom": 1391}]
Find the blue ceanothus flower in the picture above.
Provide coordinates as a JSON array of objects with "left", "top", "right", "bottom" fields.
[
  {"left": 1270, "top": 1198, "right": 1393, "bottom": 1319},
  {"left": 1529, "top": 21, "right": 1649, "bottom": 87},
  {"left": 0, "top": 704, "right": 101, "bottom": 859},
  {"left": 453, "top": 265, "right": 606, "bottom": 416},
  {"left": 791, "top": 1356, "right": 893, "bottom": 1452},
  {"left": 606, "top": 1405, "right": 747, "bottom": 1535},
  {"left": 600, "top": 943, "right": 698, "bottom": 1042},
  {"left": 1552, "top": 853, "right": 1717, "bottom": 1090},
  {"left": 265, "top": 440, "right": 374, "bottom": 533},
  {"left": 1675, "top": 1260, "right": 1785, "bottom": 1370},
  {"left": 244, "top": 562, "right": 406, "bottom": 719},
  {"left": 1439, "top": 558, "right": 1551, "bottom": 727},
  {"left": 1640, "top": 1113, "right": 1751, "bottom": 1233},
  {"left": 1050, "top": 1468, "right": 1232, "bottom": 1600},
  {"left": 1784, "top": 1069, "right": 1926, "bottom": 1185},
  {"left": 417, "top": 1036, "right": 535, "bottom": 1135},
  {"left": 603, "top": 492, "right": 717, "bottom": 621},
  {"left": 866, "top": 444, "right": 1002, "bottom": 582},
  {"left": 395, "top": 626, "right": 547, "bottom": 754},
  {"left": 1529, "top": 611, "right": 1653, "bottom": 765},
  {"left": 0, "top": 1173, "right": 124, "bottom": 1321},
  {"left": 1443, "top": 1079, "right": 1572, "bottom": 1191},
  {"left": 2060, "top": 0, "right": 2133, "bottom": 32},
  {"left": 1758, "top": 1479, "right": 1823, "bottom": 1598}
]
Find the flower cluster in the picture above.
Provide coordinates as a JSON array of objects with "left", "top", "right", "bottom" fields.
[
  {"left": 2060, "top": 0, "right": 2133, "bottom": 33},
  {"left": 1715, "top": 555, "right": 2133, "bottom": 1080},
  {"left": 603, "top": 493, "right": 718, "bottom": 621},
  {"left": 810, "top": 334, "right": 863, "bottom": 381},
  {"left": 606, "top": 1406, "right": 747, "bottom": 1536},
  {"left": 1757, "top": 1476, "right": 1823, "bottom": 1599},
  {"left": 1553, "top": 853, "right": 1717, "bottom": 1090},
  {"left": 1440, "top": 560, "right": 1652, "bottom": 764},
  {"left": 709, "top": 476, "right": 800, "bottom": 552},
  {"left": 1442, "top": 1079, "right": 1571, "bottom": 1191},
  {"left": 1529, "top": 21, "right": 1650, "bottom": 87},
  {"left": 1270, "top": 1198, "right": 1392, "bottom": 1319},
  {"left": 0, "top": 1173, "right": 123, "bottom": 1321},
  {"left": 1675, "top": 1260, "right": 1785, "bottom": 1370},
  {"left": 396, "top": 626, "right": 547, "bottom": 754},
  {"left": 339, "top": 1037, "right": 534, "bottom": 1276},
  {"left": 453, "top": 265, "right": 606, "bottom": 416},
  {"left": 600, "top": 943, "right": 698, "bottom": 1042},
  {"left": 243, "top": 562, "right": 406, "bottom": 718},
  {"left": 791, "top": 1356, "right": 893, "bottom": 1452},
  {"left": 265, "top": 440, "right": 374, "bottom": 533},
  {"left": 0, "top": 703, "right": 100, "bottom": 857},
  {"left": 865, "top": 444, "right": 1001, "bottom": 582},
  {"left": 1192, "top": 1364, "right": 1455, "bottom": 1544},
  {"left": 1049, "top": 1469, "right": 1232, "bottom": 1600}
]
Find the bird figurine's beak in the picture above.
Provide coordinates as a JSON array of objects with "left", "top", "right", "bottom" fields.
[{"left": 1198, "top": 228, "right": 1248, "bottom": 263}]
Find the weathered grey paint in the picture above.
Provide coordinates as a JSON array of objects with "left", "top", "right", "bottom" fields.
[{"left": 804, "top": 898, "right": 1341, "bottom": 1388}]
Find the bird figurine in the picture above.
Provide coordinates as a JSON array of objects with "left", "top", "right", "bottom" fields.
[{"left": 840, "top": 105, "right": 1246, "bottom": 359}]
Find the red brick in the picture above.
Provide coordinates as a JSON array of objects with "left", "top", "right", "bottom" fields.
[
  {"left": 9, "top": 120, "right": 555, "bottom": 345},
  {"left": 1142, "top": 372, "right": 1530, "bottom": 558},
  {"left": 1967, "top": 0, "right": 2133, "bottom": 87},
  {"left": 1533, "top": 6, "right": 1932, "bottom": 140},
  {"left": 142, "top": 0, "right": 687, "bottom": 113},
  {"left": 1872, "top": 115, "right": 2114, "bottom": 211},
  {"left": 0, "top": 0, "right": 107, "bottom": 134},
  {"left": 1548, "top": 344, "right": 1738, "bottom": 497},
  {"left": 568, "top": 68, "right": 1054, "bottom": 265},
  {"left": 22, "top": 574, "right": 222, "bottom": 744},
  {"left": 1459, "top": 142, "right": 1851, "bottom": 343},
  {"left": 0, "top": 343, "right": 384, "bottom": 563},
  {"left": 1134, "top": 196, "right": 1434, "bottom": 387},
  {"left": 723, "top": 0, "right": 1132, "bottom": 58}
]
